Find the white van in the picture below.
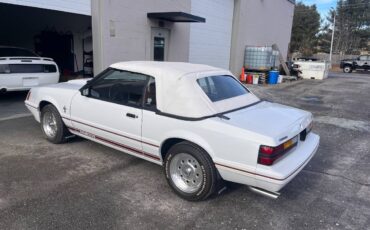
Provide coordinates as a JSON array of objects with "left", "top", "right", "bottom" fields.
[{"left": 0, "top": 46, "right": 59, "bottom": 92}]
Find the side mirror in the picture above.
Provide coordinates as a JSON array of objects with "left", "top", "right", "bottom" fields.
[{"left": 81, "top": 87, "right": 90, "bottom": 96}]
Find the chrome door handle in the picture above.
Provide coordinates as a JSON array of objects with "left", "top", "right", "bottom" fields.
[{"left": 126, "top": 113, "right": 138, "bottom": 118}]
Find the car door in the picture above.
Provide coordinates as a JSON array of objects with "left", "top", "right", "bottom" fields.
[
  {"left": 355, "top": 56, "right": 367, "bottom": 69},
  {"left": 70, "top": 69, "right": 149, "bottom": 157},
  {"left": 141, "top": 77, "right": 163, "bottom": 160}
]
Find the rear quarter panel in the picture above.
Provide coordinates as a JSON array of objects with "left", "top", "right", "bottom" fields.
[{"left": 142, "top": 110, "right": 261, "bottom": 182}]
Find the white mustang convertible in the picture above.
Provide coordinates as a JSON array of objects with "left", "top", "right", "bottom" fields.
[{"left": 25, "top": 61, "right": 320, "bottom": 201}]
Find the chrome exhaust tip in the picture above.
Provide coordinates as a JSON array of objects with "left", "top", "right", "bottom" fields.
[{"left": 248, "top": 186, "right": 280, "bottom": 199}]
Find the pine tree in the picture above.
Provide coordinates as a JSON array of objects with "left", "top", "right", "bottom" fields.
[
  {"left": 320, "top": 0, "right": 370, "bottom": 54},
  {"left": 290, "top": 3, "right": 321, "bottom": 56}
]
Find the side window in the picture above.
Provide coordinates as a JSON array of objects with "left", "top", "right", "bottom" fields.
[
  {"left": 89, "top": 69, "right": 149, "bottom": 106},
  {"left": 0, "top": 64, "right": 10, "bottom": 74},
  {"left": 143, "top": 77, "right": 157, "bottom": 110},
  {"left": 359, "top": 56, "right": 367, "bottom": 61}
]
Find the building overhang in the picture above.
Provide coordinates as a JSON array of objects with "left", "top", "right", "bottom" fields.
[{"left": 147, "top": 12, "right": 205, "bottom": 23}]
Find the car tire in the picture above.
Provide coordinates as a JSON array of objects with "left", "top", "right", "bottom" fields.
[
  {"left": 40, "top": 104, "right": 69, "bottom": 144},
  {"left": 164, "top": 141, "right": 218, "bottom": 201},
  {"left": 343, "top": 66, "right": 352, "bottom": 73}
]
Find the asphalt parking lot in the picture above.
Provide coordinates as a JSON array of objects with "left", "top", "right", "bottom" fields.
[{"left": 0, "top": 72, "right": 369, "bottom": 229}]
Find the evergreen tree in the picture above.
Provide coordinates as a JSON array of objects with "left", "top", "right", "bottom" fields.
[
  {"left": 320, "top": 0, "right": 370, "bottom": 54},
  {"left": 290, "top": 2, "right": 321, "bottom": 56}
]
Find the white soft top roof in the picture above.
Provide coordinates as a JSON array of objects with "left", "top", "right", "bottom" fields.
[{"left": 110, "top": 61, "right": 259, "bottom": 119}]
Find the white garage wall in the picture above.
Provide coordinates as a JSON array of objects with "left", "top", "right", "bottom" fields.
[
  {"left": 229, "top": 0, "right": 295, "bottom": 76},
  {"left": 0, "top": 0, "right": 91, "bottom": 15},
  {"left": 189, "top": 0, "right": 234, "bottom": 69},
  {"left": 91, "top": 0, "right": 192, "bottom": 74}
]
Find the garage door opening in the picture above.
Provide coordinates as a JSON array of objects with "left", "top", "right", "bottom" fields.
[{"left": 0, "top": 3, "right": 92, "bottom": 80}]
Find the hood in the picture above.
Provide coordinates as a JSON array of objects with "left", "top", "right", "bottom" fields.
[
  {"left": 46, "top": 79, "right": 90, "bottom": 91},
  {"left": 31, "top": 79, "right": 90, "bottom": 99},
  {"left": 29, "top": 79, "right": 91, "bottom": 110},
  {"left": 223, "top": 101, "right": 312, "bottom": 145}
]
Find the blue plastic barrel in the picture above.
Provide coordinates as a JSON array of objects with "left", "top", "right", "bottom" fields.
[{"left": 268, "top": 70, "right": 279, "bottom": 84}]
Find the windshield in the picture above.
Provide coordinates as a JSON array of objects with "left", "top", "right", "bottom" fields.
[
  {"left": 0, "top": 47, "right": 38, "bottom": 57},
  {"left": 197, "top": 75, "right": 248, "bottom": 102}
]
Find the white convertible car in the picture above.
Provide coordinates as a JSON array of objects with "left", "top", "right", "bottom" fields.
[{"left": 25, "top": 61, "right": 320, "bottom": 201}]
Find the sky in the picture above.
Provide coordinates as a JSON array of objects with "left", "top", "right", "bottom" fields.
[{"left": 300, "top": 0, "right": 337, "bottom": 19}]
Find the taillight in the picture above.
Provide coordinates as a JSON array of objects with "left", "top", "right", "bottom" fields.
[
  {"left": 26, "top": 91, "right": 31, "bottom": 100},
  {"left": 258, "top": 136, "right": 298, "bottom": 166},
  {"left": 300, "top": 121, "right": 313, "bottom": 141},
  {"left": 307, "top": 121, "right": 313, "bottom": 133}
]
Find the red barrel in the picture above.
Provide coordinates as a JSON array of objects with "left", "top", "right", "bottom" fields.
[{"left": 246, "top": 74, "right": 253, "bottom": 84}]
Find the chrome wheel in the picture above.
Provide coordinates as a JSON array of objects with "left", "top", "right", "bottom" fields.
[
  {"left": 169, "top": 153, "right": 204, "bottom": 193},
  {"left": 42, "top": 111, "right": 57, "bottom": 138}
]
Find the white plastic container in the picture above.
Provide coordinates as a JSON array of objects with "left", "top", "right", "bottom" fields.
[
  {"left": 253, "top": 75, "right": 259, "bottom": 84},
  {"left": 278, "top": 75, "right": 283, "bottom": 83},
  {"left": 294, "top": 61, "right": 329, "bottom": 80}
]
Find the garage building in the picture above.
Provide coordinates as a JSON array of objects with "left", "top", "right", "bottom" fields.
[
  {"left": 92, "top": 0, "right": 295, "bottom": 76},
  {"left": 0, "top": 0, "right": 295, "bottom": 77},
  {"left": 0, "top": 0, "right": 92, "bottom": 76}
]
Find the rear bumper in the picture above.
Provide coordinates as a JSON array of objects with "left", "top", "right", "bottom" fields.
[
  {"left": 215, "top": 133, "right": 320, "bottom": 193},
  {"left": 0, "top": 73, "right": 59, "bottom": 92},
  {"left": 254, "top": 132, "right": 320, "bottom": 192}
]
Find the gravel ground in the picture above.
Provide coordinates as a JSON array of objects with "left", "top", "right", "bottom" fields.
[{"left": 0, "top": 72, "right": 369, "bottom": 229}]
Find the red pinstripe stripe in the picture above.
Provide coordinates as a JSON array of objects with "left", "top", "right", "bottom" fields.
[
  {"left": 62, "top": 116, "right": 159, "bottom": 148},
  {"left": 215, "top": 150, "right": 315, "bottom": 181},
  {"left": 25, "top": 102, "right": 38, "bottom": 110},
  {"left": 214, "top": 163, "right": 284, "bottom": 181},
  {"left": 68, "top": 126, "right": 161, "bottom": 161}
]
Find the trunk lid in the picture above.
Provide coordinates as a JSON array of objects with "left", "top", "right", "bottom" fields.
[{"left": 223, "top": 101, "right": 312, "bottom": 145}]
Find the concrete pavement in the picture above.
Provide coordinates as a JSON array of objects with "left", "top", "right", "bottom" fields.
[{"left": 0, "top": 72, "right": 369, "bottom": 229}]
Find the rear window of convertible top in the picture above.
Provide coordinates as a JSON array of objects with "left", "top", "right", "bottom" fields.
[{"left": 197, "top": 75, "right": 248, "bottom": 102}]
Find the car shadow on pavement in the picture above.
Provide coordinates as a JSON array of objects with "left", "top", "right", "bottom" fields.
[
  {"left": 0, "top": 91, "right": 28, "bottom": 101},
  {"left": 352, "top": 70, "right": 370, "bottom": 75}
]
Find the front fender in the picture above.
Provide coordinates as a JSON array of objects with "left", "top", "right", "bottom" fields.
[
  {"left": 38, "top": 96, "right": 63, "bottom": 114},
  {"left": 26, "top": 88, "right": 63, "bottom": 122}
]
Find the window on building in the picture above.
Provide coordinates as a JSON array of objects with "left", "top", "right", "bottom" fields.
[{"left": 153, "top": 37, "right": 165, "bottom": 61}]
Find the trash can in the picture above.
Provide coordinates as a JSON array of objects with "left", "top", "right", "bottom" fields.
[
  {"left": 268, "top": 70, "right": 279, "bottom": 84},
  {"left": 246, "top": 74, "right": 253, "bottom": 84}
]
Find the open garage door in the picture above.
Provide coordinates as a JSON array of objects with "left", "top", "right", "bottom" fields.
[{"left": 0, "top": 3, "right": 92, "bottom": 79}]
